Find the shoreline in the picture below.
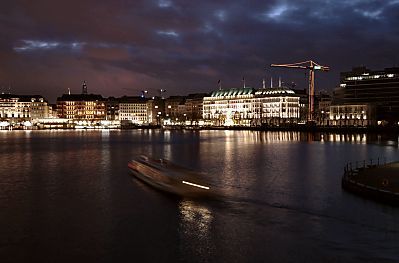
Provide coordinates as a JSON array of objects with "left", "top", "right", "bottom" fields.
[
  {"left": 2, "top": 125, "right": 399, "bottom": 134},
  {"left": 342, "top": 161, "right": 399, "bottom": 206}
]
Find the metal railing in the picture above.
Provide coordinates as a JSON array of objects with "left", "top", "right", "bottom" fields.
[{"left": 344, "top": 157, "right": 387, "bottom": 177}]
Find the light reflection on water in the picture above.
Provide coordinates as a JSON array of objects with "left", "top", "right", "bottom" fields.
[
  {"left": 178, "top": 199, "right": 216, "bottom": 262},
  {"left": 1, "top": 130, "right": 399, "bottom": 262}
]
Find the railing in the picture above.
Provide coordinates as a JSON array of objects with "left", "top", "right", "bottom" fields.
[{"left": 344, "top": 157, "right": 387, "bottom": 177}]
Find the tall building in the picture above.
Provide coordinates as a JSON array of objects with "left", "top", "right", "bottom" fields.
[{"left": 334, "top": 67, "right": 399, "bottom": 124}]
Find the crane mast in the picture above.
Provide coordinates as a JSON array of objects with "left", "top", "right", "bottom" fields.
[{"left": 270, "top": 60, "right": 329, "bottom": 122}]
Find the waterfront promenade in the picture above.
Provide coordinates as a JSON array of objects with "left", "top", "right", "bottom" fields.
[{"left": 343, "top": 160, "right": 399, "bottom": 205}]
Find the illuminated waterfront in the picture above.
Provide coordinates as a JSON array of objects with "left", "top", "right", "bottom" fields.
[{"left": 1, "top": 130, "right": 399, "bottom": 262}]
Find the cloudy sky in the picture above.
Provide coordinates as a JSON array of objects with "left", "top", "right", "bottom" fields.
[{"left": 1, "top": 0, "right": 398, "bottom": 102}]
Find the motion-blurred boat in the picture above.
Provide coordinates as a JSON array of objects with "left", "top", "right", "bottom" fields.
[{"left": 128, "top": 155, "right": 214, "bottom": 197}]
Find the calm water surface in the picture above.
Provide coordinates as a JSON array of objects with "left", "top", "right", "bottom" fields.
[{"left": 1, "top": 130, "right": 399, "bottom": 262}]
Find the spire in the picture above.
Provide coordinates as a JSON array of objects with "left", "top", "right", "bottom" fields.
[
  {"left": 278, "top": 77, "right": 282, "bottom": 87},
  {"left": 82, "top": 80, "right": 88, "bottom": 95},
  {"left": 68, "top": 88, "right": 71, "bottom": 95}
]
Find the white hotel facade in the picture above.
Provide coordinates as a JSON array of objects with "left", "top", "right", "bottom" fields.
[{"left": 203, "top": 86, "right": 300, "bottom": 126}]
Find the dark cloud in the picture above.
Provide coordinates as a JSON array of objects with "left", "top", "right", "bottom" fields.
[{"left": 0, "top": 0, "right": 398, "bottom": 101}]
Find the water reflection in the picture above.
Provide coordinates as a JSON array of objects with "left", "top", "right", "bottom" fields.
[
  {"left": 215, "top": 131, "right": 399, "bottom": 146},
  {"left": 179, "top": 200, "right": 213, "bottom": 260}
]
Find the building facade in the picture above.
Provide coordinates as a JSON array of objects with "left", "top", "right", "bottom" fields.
[
  {"left": 203, "top": 87, "right": 300, "bottom": 126},
  {"left": 118, "top": 96, "right": 148, "bottom": 125},
  {"left": 56, "top": 94, "right": 106, "bottom": 121},
  {"left": 253, "top": 87, "right": 300, "bottom": 125},
  {"left": 329, "top": 104, "right": 376, "bottom": 126},
  {"left": 105, "top": 97, "right": 120, "bottom": 121},
  {"left": 334, "top": 67, "right": 399, "bottom": 124},
  {"left": 0, "top": 94, "right": 49, "bottom": 123}
]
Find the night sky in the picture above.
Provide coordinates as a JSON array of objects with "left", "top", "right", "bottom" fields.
[{"left": 1, "top": 0, "right": 399, "bottom": 102}]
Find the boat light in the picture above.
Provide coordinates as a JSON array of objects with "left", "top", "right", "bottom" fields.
[{"left": 182, "top": 181, "right": 210, "bottom": 190}]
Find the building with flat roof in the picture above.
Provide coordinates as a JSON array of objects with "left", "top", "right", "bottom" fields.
[
  {"left": 334, "top": 67, "right": 399, "bottom": 124},
  {"left": 118, "top": 96, "right": 148, "bottom": 125}
]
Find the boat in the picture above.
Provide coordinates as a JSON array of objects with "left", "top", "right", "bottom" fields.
[{"left": 128, "top": 155, "right": 214, "bottom": 197}]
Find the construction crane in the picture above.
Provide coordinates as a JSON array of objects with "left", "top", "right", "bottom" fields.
[{"left": 271, "top": 60, "right": 329, "bottom": 122}]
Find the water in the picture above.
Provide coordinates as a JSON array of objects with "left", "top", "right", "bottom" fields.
[{"left": 0, "top": 130, "right": 399, "bottom": 262}]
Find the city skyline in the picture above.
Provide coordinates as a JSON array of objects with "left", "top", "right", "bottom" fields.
[{"left": 1, "top": 0, "right": 399, "bottom": 102}]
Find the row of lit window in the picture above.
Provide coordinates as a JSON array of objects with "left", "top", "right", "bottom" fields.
[{"left": 345, "top": 74, "right": 396, "bottom": 81}]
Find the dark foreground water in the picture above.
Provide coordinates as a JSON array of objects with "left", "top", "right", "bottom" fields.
[{"left": 1, "top": 130, "right": 399, "bottom": 262}]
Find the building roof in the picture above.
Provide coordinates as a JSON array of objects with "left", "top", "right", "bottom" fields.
[
  {"left": 119, "top": 96, "right": 148, "bottom": 103},
  {"left": 0, "top": 94, "right": 47, "bottom": 102},
  {"left": 210, "top": 87, "right": 255, "bottom": 97},
  {"left": 57, "top": 94, "right": 104, "bottom": 101},
  {"left": 255, "top": 86, "right": 298, "bottom": 96}
]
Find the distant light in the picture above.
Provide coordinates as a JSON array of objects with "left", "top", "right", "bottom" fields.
[
  {"left": 0, "top": 121, "right": 9, "bottom": 127},
  {"left": 157, "top": 30, "right": 179, "bottom": 37},
  {"left": 182, "top": 181, "right": 210, "bottom": 190}
]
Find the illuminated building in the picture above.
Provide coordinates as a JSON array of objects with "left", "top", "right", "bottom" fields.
[
  {"left": 317, "top": 95, "right": 332, "bottom": 126},
  {"left": 254, "top": 87, "right": 300, "bottom": 125},
  {"left": 57, "top": 94, "right": 106, "bottom": 120},
  {"left": 147, "top": 97, "right": 164, "bottom": 125},
  {"left": 164, "top": 94, "right": 206, "bottom": 125},
  {"left": 329, "top": 104, "right": 376, "bottom": 126},
  {"left": 165, "top": 96, "right": 185, "bottom": 121},
  {"left": 334, "top": 67, "right": 399, "bottom": 124},
  {"left": 203, "top": 87, "right": 255, "bottom": 126},
  {"left": 203, "top": 86, "right": 300, "bottom": 126},
  {"left": 30, "top": 97, "right": 50, "bottom": 120},
  {"left": 56, "top": 82, "right": 106, "bottom": 121},
  {"left": 118, "top": 96, "right": 148, "bottom": 125},
  {"left": 0, "top": 94, "right": 49, "bottom": 122}
]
